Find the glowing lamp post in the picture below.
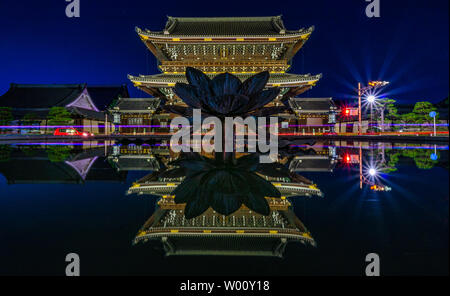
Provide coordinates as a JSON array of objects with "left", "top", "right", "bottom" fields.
[
  {"left": 429, "top": 111, "right": 437, "bottom": 136},
  {"left": 357, "top": 81, "right": 389, "bottom": 135},
  {"left": 366, "top": 95, "right": 377, "bottom": 131}
]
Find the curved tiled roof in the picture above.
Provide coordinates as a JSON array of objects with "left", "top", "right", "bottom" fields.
[
  {"left": 128, "top": 73, "right": 321, "bottom": 86},
  {"left": 138, "top": 16, "right": 313, "bottom": 38},
  {"left": 0, "top": 84, "right": 85, "bottom": 109},
  {"left": 112, "top": 98, "right": 161, "bottom": 111}
]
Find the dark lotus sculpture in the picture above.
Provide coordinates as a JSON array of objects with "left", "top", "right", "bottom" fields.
[
  {"left": 169, "top": 153, "right": 281, "bottom": 219},
  {"left": 163, "top": 67, "right": 284, "bottom": 118}
]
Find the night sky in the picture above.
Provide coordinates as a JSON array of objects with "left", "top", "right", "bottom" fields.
[{"left": 0, "top": 0, "right": 448, "bottom": 104}]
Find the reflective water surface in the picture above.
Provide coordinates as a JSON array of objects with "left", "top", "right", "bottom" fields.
[{"left": 0, "top": 140, "right": 448, "bottom": 275}]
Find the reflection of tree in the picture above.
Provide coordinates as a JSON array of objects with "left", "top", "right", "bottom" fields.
[
  {"left": 20, "top": 145, "right": 39, "bottom": 157},
  {"left": 0, "top": 145, "right": 12, "bottom": 162},
  {"left": 384, "top": 148, "right": 439, "bottom": 171},
  {"left": 46, "top": 146, "right": 72, "bottom": 162}
]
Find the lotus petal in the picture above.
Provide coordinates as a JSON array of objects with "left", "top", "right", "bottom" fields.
[
  {"left": 185, "top": 67, "right": 211, "bottom": 90},
  {"left": 172, "top": 172, "right": 204, "bottom": 204},
  {"left": 244, "top": 192, "right": 270, "bottom": 216},
  {"left": 246, "top": 172, "right": 281, "bottom": 199},
  {"left": 239, "top": 71, "right": 269, "bottom": 96},
  {"left": 247, "top": 88, "right": 281, "bottom": 112},
  {"left": 173, "top": 83, "right": 202, "bottom": 108},
  {"left": 210, "top": 72, "right": 242, "bottom": 96},
  {"left": 205, "top": 170, "right": 245, "bottom": 215},
  {"left": 184, "top": 191, "right": 210, "bottom": 219}
]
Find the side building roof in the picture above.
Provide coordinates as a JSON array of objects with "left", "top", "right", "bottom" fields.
[
  {"left": 109, "top": 98, "right": 161, "bottom": 113},
  {"left": 289, "top": 97, "right": 336, "bottom": 113},
  {"left": 0, "top": 84, "right": 86, "bottom": 109},
  {"left": 0, "top": 84, "right": 129, "bottom": 111}
]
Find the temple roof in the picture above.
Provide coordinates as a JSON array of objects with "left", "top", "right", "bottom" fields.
[
  {"left": 129, "top": 73, "right": 321, "bottom": 88},
  {"left": 139, "top": 16, "right": 313, "bottom": 38},
  {"left": 67, "top": 106, "right": 106, "bottom": 121},
  {"left": 109, "top": 155, "right": 162, "bottom": 171},
  {"left": 0, "top": 84, "right": 86, "bottom": 109},
  {"left": 289, "top": 155, "right": 337, "bottom": 172},
  {"left": 289, "top": 97, "right": 336, "bottom": 113},
  {"left": 110, "top": 98, "right": 161, "bottom": 112},
  {"left": 0, "top": 84, "right": 129, "bottom": 111},
  {"left": 0, "top": 148, "right": 127, "bottom": 184}
]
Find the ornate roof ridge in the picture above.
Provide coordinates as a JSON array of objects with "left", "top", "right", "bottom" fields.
[
  {"left": 166, "top": 15, "right": 282, "bottom": 22},
  {"left": 10, "top": 83, "right": 86, "bottom": 89},
  {"left": 136, "top": 26, "right": 313, "bottom": 38}
]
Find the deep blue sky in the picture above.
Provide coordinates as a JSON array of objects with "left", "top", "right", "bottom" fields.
[{"left": 0, "top": 0, "right": 448, "bottom": 104}]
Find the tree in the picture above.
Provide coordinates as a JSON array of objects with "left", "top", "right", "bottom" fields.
[
  {"left": 377, "top": 98, "right": 397, "bottom": 131},
  {"left": 46, "top": 145, "right": 72, "bottom": 162},
  {"left": 0, "top": 145, "right": 12, "bottom": 162},
  {"left": 412, "top": 101, "right": 438, "bottom": 124},
  {"left": 0, "top": 107, "right": 14, "bottom": 134},
  {"left": 47, "top": 107, "right": 73, "bottom": 126},
  {"left": 22, "top": 112, "right": 40, "bottom": 124},
  {"left": 0, "top": 107, "right": 13, "bottom": 125}
]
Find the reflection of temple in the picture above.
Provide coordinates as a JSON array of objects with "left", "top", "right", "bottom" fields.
[
  {"left": 133, "top": 198, "right": 315, "bottom": 257},
  {"left": 107, "top": 144, "right": 172, "bottom": 171},
  {"left": 127, "top": 166, "right": 323, "bottom": 197},
  {"left": 129, "top": 155, "right": 321, "bottom": 256},
  {"left": 0, "top": 146, "right": 126, "bottom": 184}
]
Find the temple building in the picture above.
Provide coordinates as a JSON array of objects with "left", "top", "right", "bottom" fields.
[
  {"left": 0, "top": 84, "right": 129, "bottom": 134},
  {"left": 107, "top": 97, "right": 171, "bottom": 135},
  {"left": 133, "top": 199, "right": 316, "bottom": 257},
  {"left": 119, "top": 16, "right": 335, "bottom": 133},
  {"left": 107, "top": 143, "right": 171, "bottom": 172},
  {"left": 126, "top": 164, "right": 323, "bottom": 198}
]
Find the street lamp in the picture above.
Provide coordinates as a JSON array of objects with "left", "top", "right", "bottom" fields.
[
  {"left": 368, "top": 167, "right": 377, "bottom": 176},
  {"left": 367, "top": 95, "right": 376, "bottom": 103},
  {"left": 366, "top": 95, "right": 377, "bottom": 131},
  {"left": 357, "top": 81, "right": 389, "bottom": 135}
]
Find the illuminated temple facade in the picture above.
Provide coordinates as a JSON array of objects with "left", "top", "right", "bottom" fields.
[
  {"left": 133, "top": 200, "right": 316, "bottom": 257},
  {"left": 109, "top": 16, "right": 336, "bottom": 134}
]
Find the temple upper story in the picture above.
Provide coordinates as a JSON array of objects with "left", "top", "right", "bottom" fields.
[
  {"left": 129, "top": 16, "right": 321, "bottom": 100},
  {"left": 136, "top": 16, "right": 313, "bottom": 65}
]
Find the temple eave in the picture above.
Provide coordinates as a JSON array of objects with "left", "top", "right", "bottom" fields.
[
  {"left": 136, "top": 26, "right": 314, "bottom": 42},
  {"left": 128, "top": 73, "right": 322, "bottom": 88}
]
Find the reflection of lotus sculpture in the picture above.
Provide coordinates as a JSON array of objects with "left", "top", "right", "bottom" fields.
[
  {"left": 164, "top": 67, "right": 284, "bottom": 118},
  {"left": 170, "top": 153, "right": 281, "bottom": 219}
]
